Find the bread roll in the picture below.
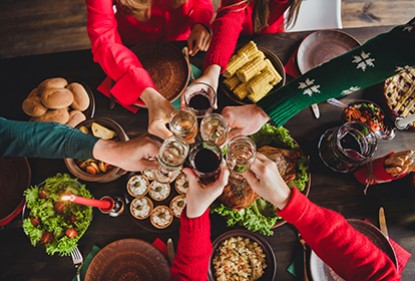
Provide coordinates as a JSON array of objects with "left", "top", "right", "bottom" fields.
[
  {"left": 67, "top": 82, "right": 90, "bottom": 111},
  {"left": 22, "top": 96, "right": 48, "bottom": 117},
  {"left": 33, "top": 108, "right": 69, "bottom": 124},
  {"left": 38, "top": 77, "right": 68, "bottom": 93},
  {"left": 28, "top": 87, "right": 41, "bottom": 98},
  {"left": 66, "top": 110, "right": 86, "bottom": 127},
  {"left": 41, "top": 88, "right": 74, "bottom": 109}
]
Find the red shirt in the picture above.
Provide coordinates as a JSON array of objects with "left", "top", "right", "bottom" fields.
[
  {"left": 169, "top": 188, "right": 400, "bottom": 280},
  {"left": 86, "top": 0, "right": 213, "bottom": 107},
  {"left": 204, "top": 0, "right": 291, "bottom": 71}
]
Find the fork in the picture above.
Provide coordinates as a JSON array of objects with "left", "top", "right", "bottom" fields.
[
  {"left": 298, "top": 233, "right": 309, "bottom": 281},
  {"left": 71, "top": 247, "right": 83, "bottom": 281}
]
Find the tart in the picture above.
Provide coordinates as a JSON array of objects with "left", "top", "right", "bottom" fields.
[
  {"left": 149, "top": 181, "right": 171, "bottom": 201},
  {"left": 174, "top": 172, "right": 189, "bottom": 195},
  {"left": 127, "top": 174, "right": 149, "bottom": 197},
  {"left": 169, "top": 195, "right": 187, "bottom": 218},
  {"left": 130, "top": 196, "right": 153, "bottom": 220},
  {"left": 150, "top": 205, "right": 173, "bottom": 229},
  {"left": 143, "top": 169, "right": 155, "bottom": 181}
]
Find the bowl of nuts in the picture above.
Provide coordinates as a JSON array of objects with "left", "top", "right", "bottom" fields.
[{"left": 64, "top": 117, "right": 128, "bottom": 182}]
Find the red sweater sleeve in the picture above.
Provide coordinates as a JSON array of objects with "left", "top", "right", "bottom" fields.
[
  {"left": 279, "top": 188, "right": 400, "bottom": 281},
  {"left": 188, "top": 0, "right": 214, "bottom": 29},
  {"left": 86, "top": 0, "right": 156, "bottom": 106},
  {"left": 169, "top": 209, "right": 212, "bottom": 281},
  {"left": 203, "top": 0, "right": 248, "bottom": 71}
]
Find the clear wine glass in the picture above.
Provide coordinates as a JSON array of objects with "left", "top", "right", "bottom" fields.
[
  {"left": 169, "top": 107, "right": 198, "bottom": 144},
  {"left": 188, "top": 141, "right": 222, "bottom": 186},
  {"left": 226, "top": 136, "right": 256, "bottom": 186},
  {"left": 200, "top": 113, "right": 228, "bottom": 147},
  {"left": 182, "top": 81, "right": 216, "bottom": 119}
]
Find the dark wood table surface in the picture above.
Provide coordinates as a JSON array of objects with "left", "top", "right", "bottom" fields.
[{"left": 1, "top": 25, "right": 414, "bottom": 281}]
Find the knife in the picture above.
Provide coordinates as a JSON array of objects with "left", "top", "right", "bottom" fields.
[
  {"left": 311, "top": 103, "right": 320, "bottom": 119},
  {"left": 379, "top": 207, "right": 389, "bottom": 239},
  {"left": 167, "top": 238, "right": 175, "bottom": 265}
]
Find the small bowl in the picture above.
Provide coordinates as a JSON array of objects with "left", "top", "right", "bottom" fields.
[
  {"left": 341, "top": 100, "right": 395, "bottom": 140},
  {"left": 64, "top": 117, "right": 128, "bottom": 183}
]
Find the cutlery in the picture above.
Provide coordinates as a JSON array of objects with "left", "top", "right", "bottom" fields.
[
  {"left": 298, "top": 233, "right": 310, "bottom": 281},
  {"left": 311, "top": 103, "right": 320, "bottom": 119},
  {"left": 167, "top": 238, "right": 175, "bottom": 265},
  {"left": 395, "top": 113, "right": 415, "bottom": 130},
  {"left": 71, "top": 247, "right": 84, "bottom": 281},
  {"left": 327, "top": 98, "right": 348, "bottom": 108},
  {"left": 379, "top": 207, "right": 389, "bottom": 239}
]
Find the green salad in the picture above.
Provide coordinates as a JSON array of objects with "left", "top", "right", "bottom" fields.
[
  {"left": 23, "top": 173, "right": 93, "bottom": 256},
  {"left": 212, "top": 124, "right": 309, "bottom": 235}
]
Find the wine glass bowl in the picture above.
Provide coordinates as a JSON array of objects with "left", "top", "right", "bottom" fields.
[{"left": 182, "top": 82, "right": 216, "bottom": 118}]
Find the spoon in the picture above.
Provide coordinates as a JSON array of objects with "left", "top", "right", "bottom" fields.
[
  {"left": 326, "top": 98, "right": 348, "bottom": 108},
  {"left": 298, "top": 233, "right": 310, "bottom": 281}
]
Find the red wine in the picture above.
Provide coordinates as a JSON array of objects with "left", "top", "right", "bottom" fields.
[
  {"left": 189, "top": 92, "right": 211, "bottom": 110},
  {"left": 194, "top": 148, "right": 221, "bottom": 173}
]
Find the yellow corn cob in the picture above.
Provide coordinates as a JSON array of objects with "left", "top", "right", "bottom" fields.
[
  {"left": 236, "top": 56, "right": 267, "bottom": 82},
  {"left": 232, "top": 82, "right": 249, "bottom": 100},
  {"left": 237, "top": 41, "right": 258, "bottom": 56},
  {"left": 247, "top": 83, "right": 273, "bottom": 103},
  {"left": 247, "top": 70, "right": 274, "bottom": 94},
  {"left": 223, "top": 75, "right": 241, "bottom": 90},
  {"left": 224, "top": 53, "right": 249, "bottom": 78},
  {"left": 264, "top": 59, "right": 282, "bottom": 86}
]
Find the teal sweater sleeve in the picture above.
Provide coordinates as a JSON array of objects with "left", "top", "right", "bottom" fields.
[
  {"left": 0, "top": 118, "right": 99, "bottom": 160},
  {"left": 257, "top": 17, "right": 415, "bottom": 127}
]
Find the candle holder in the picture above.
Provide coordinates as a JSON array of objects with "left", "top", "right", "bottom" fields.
[{"left": 99, "top": 196, "right": 125, "bottom": 217}]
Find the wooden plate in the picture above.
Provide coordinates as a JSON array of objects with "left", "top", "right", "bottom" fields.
[
  {"left": 0, "top": 157, "right": 30, "bottom": 225},
  {"left": 309, "top": 219, "right": 398, "bottom": 281},
  {"left": 131, "top": 42, "right": 190, "bottom": 108},
  {"left": 221, "top": 47, "right": 286, "bottom": 105},
  {"left": 297, "top": 30, "right": 360, "bottom": 74},
  {"left": 208, "top": 229, "right": 277, "bottom": 281},
  {"left": 85, "top": 238, "right": 170, "bottom": 281}
]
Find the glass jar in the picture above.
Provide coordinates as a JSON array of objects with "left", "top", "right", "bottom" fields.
[{"left": 318, "top": 122, "right": 377, "bottom": 173}]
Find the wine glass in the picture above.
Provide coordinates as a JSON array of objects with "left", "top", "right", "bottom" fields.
[
  {"left": 154, "top": 136, "right": 189, "bottom": 183},
  {"left": 200, "top": 113, "right": 228, "bottom": 147},
  {"left": 182, "top": 81, "right": 216, "bottom": 119},
  {"left": 169, "top": 107, "right": 198, "bottom": 143},
  {"left": 226, "top": 136, "right": 256, "bottom": 186},
  {"left": 188, "top": 141, "right": 222, "bottom": 186}
]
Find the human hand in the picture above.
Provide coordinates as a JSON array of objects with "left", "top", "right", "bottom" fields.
[
  {"left": 141, "top": 88, "right": 174, "bottom": 139},
  {"left": 243, "top": 153, "right": 291, "bottom": 210},
  {"left": 183, "top": 166, "right": 229, "bottom": 218},
  {"left": 221, "top": 104, "right": 270, "bottom": 140},
  {"left": 187, "top": 23, "right": 211, "bottom": 56},
  {"left": 93, "top": 135, "right": 161, "bottom": 172}
]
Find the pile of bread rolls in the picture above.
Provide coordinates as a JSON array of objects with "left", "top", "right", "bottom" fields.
[{"left": 22, "top": 77, "right": 90, "bottom": 127}]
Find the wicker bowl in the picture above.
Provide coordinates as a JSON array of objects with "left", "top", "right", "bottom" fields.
[{"left": 64, "top": 117, "right": 128, "bottom": 183}]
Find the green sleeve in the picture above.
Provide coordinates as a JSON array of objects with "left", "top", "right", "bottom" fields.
[
  {"left": 257, "top": 17, "right": 415, "bottom": 127},
  {"left": 0, "top": 117, "right": 99, "bottom": 160}
]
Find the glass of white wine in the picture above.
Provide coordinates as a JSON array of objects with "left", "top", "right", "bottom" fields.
[
  {"left": 169, "top": 107, "right": 198, "bottom": 144},
  {"left": 200, "top": 113, "right": 228, "bottom": 147},
  {"left": 226, "top": 136, "right": 256, "bottom": 187}
]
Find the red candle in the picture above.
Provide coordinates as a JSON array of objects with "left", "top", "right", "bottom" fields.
[{"left": 61, "top": 194, "right": 112, "bottom": 210}]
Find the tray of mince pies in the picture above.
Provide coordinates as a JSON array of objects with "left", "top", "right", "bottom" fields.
[{"left": 126, "top": 170, "right": 189, "bottom": 233}]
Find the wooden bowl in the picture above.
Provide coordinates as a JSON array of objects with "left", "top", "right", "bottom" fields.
[{"left": 64, "top": 117, "right": 128, "bottom": 183}]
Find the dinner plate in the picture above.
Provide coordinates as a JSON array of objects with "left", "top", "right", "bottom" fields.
[
  {"left": 0, "top": 157, "right": 31, "bottom": 225},
  {"left": 221, "top": 47, "right": 286, "bottom": 105},
  {"left": 131, "top": 42, "right": 190, "bottom": 108},
  {"left": 309, "top": 219, "right": 398, "bottom": 281},
  {"left": 126, "top": 172, "right": 181, "bottom": 233},
  {"left": 85, "top": 238, "right": 170, "bottom": 281},
  {"left": 208, "top": 229, "right": 277, "bottom": 281},
  {"left": 297, "top": 30, "right": 360, "bottom": 74}
]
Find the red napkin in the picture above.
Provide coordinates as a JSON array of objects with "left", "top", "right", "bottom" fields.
[
  {"left": 364, "top": 219, "right": 411, "bottom": 273},
  {"left": 152, "top": 237, "right": 168, "bottom": 256},
  {"left": 97, "top": 77, "right": 139, "bottom": 113},
  {"left": 284, "top": 45, "right": 301, "bottom": 79}
]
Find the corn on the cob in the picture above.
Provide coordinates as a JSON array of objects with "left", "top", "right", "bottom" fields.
[
  {"left": 247, "top": 83, "right": 273, "bottom": 103},
  {"left": 224, "top": 53, "right": 249, "bottom": 78},
  {"left": 264, "top": 59, "right": 282, "bottom": 86},
  {"left": 237, "top": 41, "right": 258, "bottom": 56},
  {"left": 246, "top": 70, "right": 274, "bottom": 94},
  {"left": 223, "top": 75, "right": 241, "bottom": 90},
  {"left": 232, "top": 82, "right": 249, "bottom": 100},
  {"left": 236, "top": 56, "right": 267, "bottom": 82}
]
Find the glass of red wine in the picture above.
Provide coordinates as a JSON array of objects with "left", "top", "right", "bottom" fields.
[
  {"left": 182, "top": 82, "right": 216, "bottom": 119},
  {"left": 188, "top": 141, "right": 223, "bottom": 185}
]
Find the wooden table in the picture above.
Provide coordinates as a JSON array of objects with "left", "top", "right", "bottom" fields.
[{"left": 0, "top": 25, "right": 414, "bottom": 280}]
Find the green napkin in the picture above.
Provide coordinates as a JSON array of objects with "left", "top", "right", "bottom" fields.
[
  {"left": 287, "top": 249, "right": 305, "bottom": 280},
  {"left": 72, "top": 245, "right": 101, "bottom": 281},
  {"left": 172, "top": 64, "right": 203, "bottom": 109}
]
